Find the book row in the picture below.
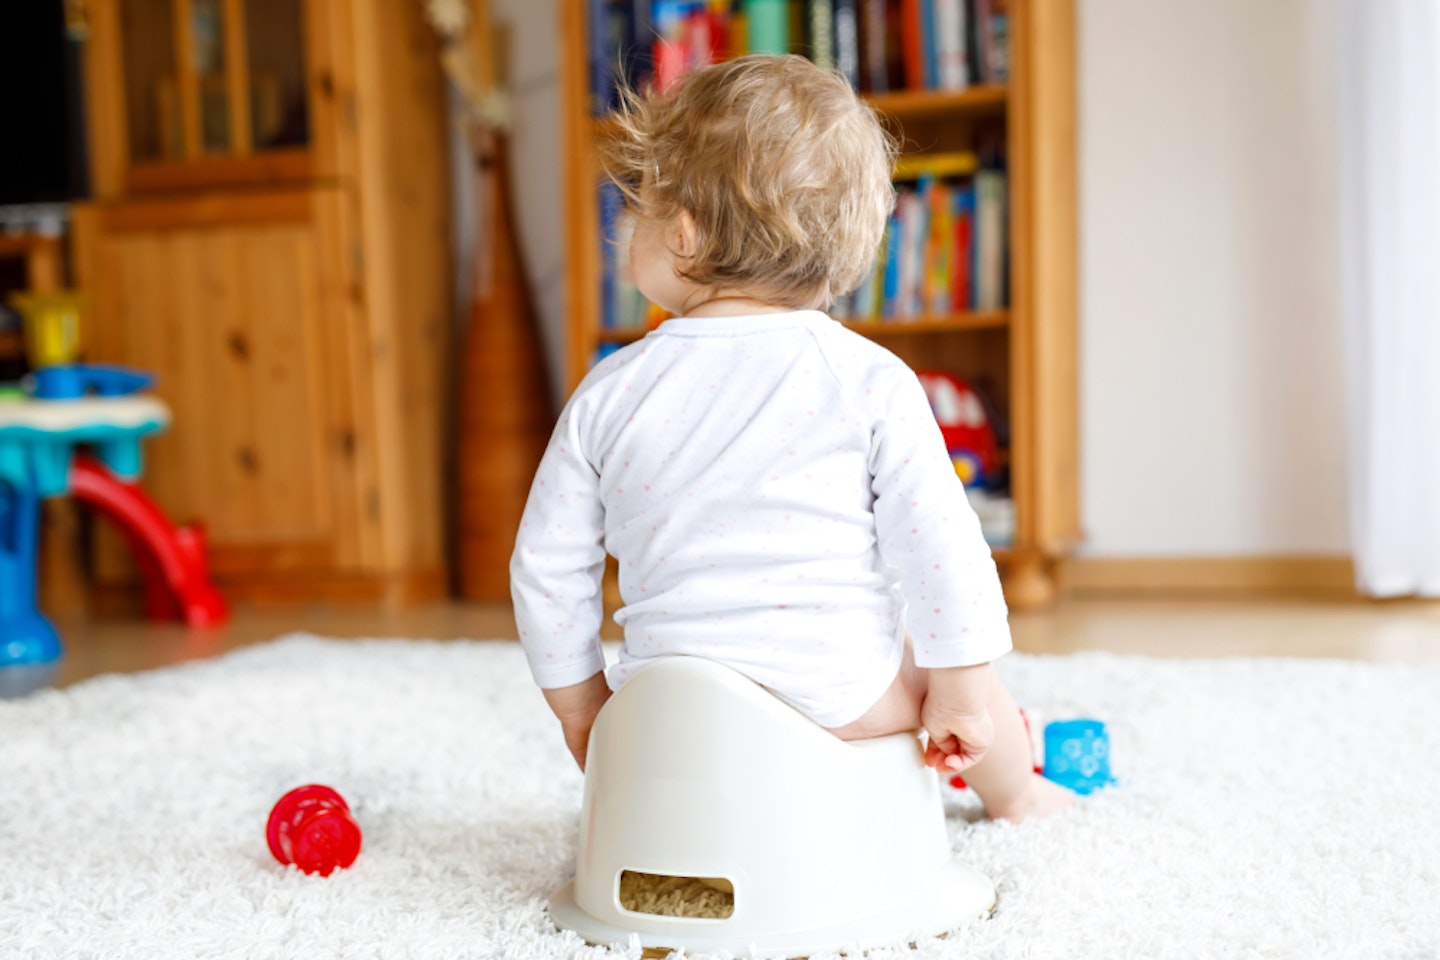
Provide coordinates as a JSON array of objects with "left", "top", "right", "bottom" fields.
[
  {"left": 591, "top": 0, "right": 1010, "bottom": 114},
  {"left": 597, "top": 161, "right": 1007, "bottom": 332},
  {"left": 835, "top": 166, "right": 1008, "bottom": 322}
]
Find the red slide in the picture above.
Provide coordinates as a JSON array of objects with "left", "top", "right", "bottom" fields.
[{"left": 69, "top": 455, "right": 229, "bottom": 628}]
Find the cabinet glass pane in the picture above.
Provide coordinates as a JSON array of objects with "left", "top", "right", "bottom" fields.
[
  {"left": 245, "top": 0, "right": 309, "bottom": 150},
  {"left": 191, "top": 0, "right": 232, "bottom": 152},
  {"left": 121, "top": 0, "right": 180, "bottom": 161}
]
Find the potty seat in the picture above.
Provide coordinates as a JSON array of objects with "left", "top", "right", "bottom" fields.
[{"left": 549, "top": 656, "right": 995, "bottom": 957}]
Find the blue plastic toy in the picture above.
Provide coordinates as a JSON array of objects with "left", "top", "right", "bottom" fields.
[
  {"left": 1041, "top": 719, "right": 1116, "bottom": 795},
  {"left": 0, "top": 365, "right": 168, "bottom": 688}
]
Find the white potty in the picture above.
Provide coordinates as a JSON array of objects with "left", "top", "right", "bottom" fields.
[{"left": 549, "top": 657, "right": 996, "bottom": 957}]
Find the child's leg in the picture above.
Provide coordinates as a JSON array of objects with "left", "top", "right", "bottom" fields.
[
  {"left": 958, "top": 676, "right": 1074, "bottom": 822},
  {"left": 829, "top": 644, "right": 1072, "bottom": 822}
]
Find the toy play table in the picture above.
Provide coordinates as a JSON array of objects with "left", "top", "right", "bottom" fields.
[{"left": 0, "top": 379, "right": 227, "bottom": 690}]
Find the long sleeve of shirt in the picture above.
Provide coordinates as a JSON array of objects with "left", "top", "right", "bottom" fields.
[
  {"left": 510, "top": 396, "right": 609, "bottom": 689},
  {"left": 865, "top": 361, "right": 1013, "bottom": 667}
]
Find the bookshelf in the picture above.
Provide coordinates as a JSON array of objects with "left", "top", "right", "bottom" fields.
[{"left": 560, "top": 0, "right": 1077, "bottom": 608}]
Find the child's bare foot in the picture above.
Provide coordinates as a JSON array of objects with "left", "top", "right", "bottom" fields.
[{"left": 986, "top": 774, "right": 1076, "bottom": 823}]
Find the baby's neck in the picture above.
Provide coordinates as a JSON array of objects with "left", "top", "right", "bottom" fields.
[{"left": 683, "top": 294, "right": 800, "bottom": 318}]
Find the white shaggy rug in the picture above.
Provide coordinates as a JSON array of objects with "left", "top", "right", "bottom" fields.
[{"left": 2, "top": 635, "right": 1438, "bottom": 960}]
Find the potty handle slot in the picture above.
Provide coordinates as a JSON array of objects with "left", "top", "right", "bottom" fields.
[{"left": 618, "top": 870, "right": 735, "bottom": 920}]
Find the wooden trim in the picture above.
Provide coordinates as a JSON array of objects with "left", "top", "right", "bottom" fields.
[
  {"left": 208, "top": 541, "right": 336, "bottom": 576},
  {"left": 91, "top": 188, "right": 313, "bottom": 232},
  {"left": 83, "top": 0, "right": 128, "bottom": 198},
  {"left": 845, "top": 310, "right": 1010, "bottom": 335},
  {"left": 222, "top": 0, "right": 254, "bottom": 154},
  {"left": 593, "top": 310, "right": 1011, "bottom": 344},
  {"left": 0, "top": 236, "right": 63, "bottom": 291},
  {"left": 125, "top": 148, "right": 313, "bottom": 193},
  {"left": 1067, "top": 556, "right": 1358, "bottom": 598},
  {"left": 90, "top": 567, "right": 448, "bottom": 613},
  {"left": 172, "top": 0, "right": 203, "bottom": 159},
  {"left": 865, "top": 85, "right": 1007, "bottom": 119},
  {"left": 1026, "top": 0, "right": 1080, "bottom": 554},
  {"left": 1007, "top": 0, "right": 1036, "bottom": 550},
  {"left": 562, "top": 0, "right": 598, "bottom": 390}
]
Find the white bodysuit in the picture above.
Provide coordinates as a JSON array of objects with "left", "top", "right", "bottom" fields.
[{"left": 510, "top": 310, "right": 1011, "bottom": 727}]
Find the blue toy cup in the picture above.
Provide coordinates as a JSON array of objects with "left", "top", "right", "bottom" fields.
[{"left": 1042, "top": 719, "right": 1115, "bottom": 795}]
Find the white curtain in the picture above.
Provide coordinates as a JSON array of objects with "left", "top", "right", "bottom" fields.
[{"left": 1337, "top": 0, "right": 1440, "bottom": 597}]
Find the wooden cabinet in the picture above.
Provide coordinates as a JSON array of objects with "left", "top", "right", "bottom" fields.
[
  {"left": 560, "top": 1, "right": 1079, "bottom": 607},
  {"left": 73, "top": 0, "right": 452, "bottom": 605}
]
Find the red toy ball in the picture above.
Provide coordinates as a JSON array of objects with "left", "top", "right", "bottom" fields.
[{"left": 266, "top": 784, "right": 362, "bottom": 876}]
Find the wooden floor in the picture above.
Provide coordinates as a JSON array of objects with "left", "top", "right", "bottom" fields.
[{"left": 35, "top": 596, "right": 1440, "bottom": 690}]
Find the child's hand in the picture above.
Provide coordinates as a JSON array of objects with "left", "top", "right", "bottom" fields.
[
  {"left": 920, "top": 663, "right": 996, "bottom": 773},
  {"left": 543, "top": 673, "right": 613, "bottom": 771}
]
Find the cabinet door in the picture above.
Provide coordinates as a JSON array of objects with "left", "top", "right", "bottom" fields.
[
  {"left": 87, "top": 0, "right": 320, "bottom": 196},
  {"left": 71, "top": 188, "right": 375, "bottom": 583}
]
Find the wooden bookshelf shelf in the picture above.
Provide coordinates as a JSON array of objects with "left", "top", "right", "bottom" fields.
[
  {"left": 561, "top": 1, "right": 1078, "bottom": 608},
  {"left": 844, "top": 310, "right": 1010, "bottom": 334},
  {"left": 591, "top": 85, "right": 1007, "bottom": 139},
  {"left": 864, "top": 84, "right": 1008, "bottom": 119},
  {"left": 597, "top": 310, "right": 1010, "bottom": 345}
]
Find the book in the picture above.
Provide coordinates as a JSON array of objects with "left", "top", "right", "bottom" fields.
[
  {"left": 974, "top": 168, "right": 1005, "bottom": 310},
  {"left": 744, "top": 0, "right": 789, "bottom": 54},
  {"left": 933, "top": 0, "right": 968, "bottom": 90},
  {"left": 859, "top": 0, "right": 886, "bottom": 92},
  {"left": 835, "top": 0, "right": 861, "bottom": 86},
  {"left": 898, "top": 185, "right": 927, "bottom": 315},
  {"left": 953, "top": 183, "right": 974, "bottom": 310},
  {"left": 920, "top": 0, "right": 937, "bottom": 89},
  {"left": 630, "top": 0, "right": 654, "bottom": 91},
  {"left": 808, "top": 0, "right": 835, "bottom": 70},
  {"left": 988, "top": 0, "right": 1010, "bottom": 82},
  {"left": 652, "top": 1, "right": 692, "bottom": 92},
  {"left": 926, "top": 179, "right": 953, "bottom": 314},
  {"left": 590, "top": 0, "right": 631, "bottom": 114},
  {"left": 900, "top": 0, "right": 923, "bottom": 90},
  {"left": 880, "top": 212, "right": 901, "bottom": 317},
  {"left": 598, "top": 181, "right": 624, "bottom": 328}
]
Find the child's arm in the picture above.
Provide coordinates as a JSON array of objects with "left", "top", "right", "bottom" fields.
[
  {"left": 865, "top": 362, "right": 1012, "bottom": 765},
  {"left": 920, "top": 662, "right": 995, "bottom": 771},
  {"left": 510, "top": 398, "right": 610, "bottom": 765},
  {"left": 543, "top": 673, "right": 612, "bottom": 770}
]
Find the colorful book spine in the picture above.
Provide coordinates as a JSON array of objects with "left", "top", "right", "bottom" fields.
[
  {"left": 835, "top": 0, "right": 861, "bottom": 86},
  {"left": 598, "top": 181, "right": 624, "bottom": 329},
  {"left": 590, "top": 0, "right": 630, "bottom": 114},
  {"left": 881, "top": 212, "right": 901, "bottom": 318},
  {"left": 860, "top": 0, "right": 888, "bottom": 92},
  {"left": 927, "top": 180, "right": 953, "bottom": 314},
  {"left": 900, "top": 0, "right": 923, "bottom": 90},
  {"left": 953, "top": 183, "right": 974, "bottom": 310},
  {"left": 974, "top": 168, "right": 1006, "bottom": 310},
  {"left": 808, "top": 0, "right": 835, "bottom": 69},
  {"left": 933, "top": 0, "right": 968, "bottom": 89},
  {"left": 744, "top": 0, "right": 789, "bottom": 54},
  {"left": 972, "top": 0, "right": 992, "bottom": 83},
  {"left": 919, "top": 0, "right": 937, "bottom": 89},
  {"left": 988, "top": 0, "right": 1010, "bottom": 82},
  {"left": 630, "top": 1, "right": 654, "bottom": 91}
]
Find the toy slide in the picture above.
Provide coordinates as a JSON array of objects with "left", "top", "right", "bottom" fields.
[{"left": 70, "top": 456, "right": 227, "bottom": 629}]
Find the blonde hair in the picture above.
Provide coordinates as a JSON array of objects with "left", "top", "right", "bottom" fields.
[{"left": 599, "top": 54, "right": 898, "bottom": 309}]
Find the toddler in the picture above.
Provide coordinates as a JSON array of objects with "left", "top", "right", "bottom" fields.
[{"left": 511, "top": 54, "right": 1071, "bottom": 822}]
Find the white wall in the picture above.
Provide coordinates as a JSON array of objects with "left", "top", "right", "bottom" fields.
[
  {"left": 486, "top": 0, "right": 1353, "bottom": 557},
  {"left": 1078, "top": 0, "right": 1349, "bottom": 556}
]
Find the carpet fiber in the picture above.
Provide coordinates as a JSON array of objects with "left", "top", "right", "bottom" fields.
[{"left": 2, "top": 636, "right": 1438, "bottom": 959}]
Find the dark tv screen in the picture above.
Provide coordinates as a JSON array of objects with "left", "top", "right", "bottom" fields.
[{"left": 0, "top": 1, "right": 87, "bottom": 206}]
